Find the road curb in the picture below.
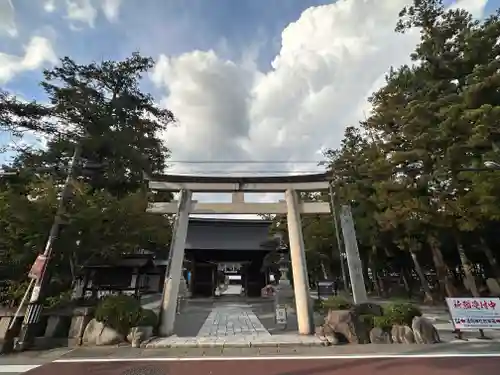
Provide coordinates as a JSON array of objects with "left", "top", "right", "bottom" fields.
[{"left": 0, "top": 364, "right": 41, "bottom": 373}]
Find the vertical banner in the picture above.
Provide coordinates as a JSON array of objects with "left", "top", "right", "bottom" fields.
[{"left": 28, "top": 255, "right": 48, "bottom": 280}]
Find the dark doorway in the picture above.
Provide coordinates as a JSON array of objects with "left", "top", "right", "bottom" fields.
[
  {"left": 192, "top": 261, "right": 217, "bottom": 297},
  {"left": 189, "top": 250, "right": 268, "bottom": 298}
]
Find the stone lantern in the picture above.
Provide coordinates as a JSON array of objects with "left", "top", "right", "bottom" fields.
[
  {"left": 274, "top": 252, "right": 294, "bottom": 328},
  {"left": 277, "top": 253, "right": 291, "bottom": 287}
]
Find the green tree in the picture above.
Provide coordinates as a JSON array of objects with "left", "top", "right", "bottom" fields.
[
  {"left": 0, "top": 177, "right": 171, "bottom": 306},
  {"left": 11, "top": 52, "right": 174, "bottom": 197},
  {"left": 316, "top": 0, "right": 500, "bottom": 301},
  {"left": 0, "top": 89, "right": 53, "bottom": 153},
  {"left": 0, "top": 53, "right": 175, "bottom": 306}
]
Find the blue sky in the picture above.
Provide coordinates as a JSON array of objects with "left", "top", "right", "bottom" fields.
[
  {"left": 2, "top": 0, "right": 498, "bottom": 103},
  {"left": 1, "top": 0, "right": 333, "bottom": 99},
  {"left": 0, "top": 0, "right": 334, "bottom": 165},
  {"left": 0, "top": 0, "right": 499, "bottom": 171}
]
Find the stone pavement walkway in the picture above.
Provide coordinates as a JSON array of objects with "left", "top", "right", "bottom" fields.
[
  {"left": 144, "top": 302, "right": 323, "bottom": 348},
  {"left": 197, "top": 303, "right": 270, "bottom": 337}
]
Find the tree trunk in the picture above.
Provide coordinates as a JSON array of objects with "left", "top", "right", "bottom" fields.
[
  {"left": 410, "top": 251, "right": 434, "bottom": 303},
  {"left": 400, "top": 267, "right": 413, "bottom": 298},
  {"left": 480, "top": 237, "right": 500, "bottom": 280},
  {"left": 377, "top": 273, "right": 387, "bottom": 297},
  {"left": 427, "top": 235, "right": 457, "bottom": 298},
  {"left": 362, "top": 260, "right": 371, "bottom": 292},
  {"left": 373, "top": 270, "right": 382, "bottom": 296},
  {"left": 455, "top": 236, "right": 479, "bottom": 297},
  {"left": 69, "top": 253, "right": 77, "bottom": 286},
  {"left": 320, "top": 260, "right": 328, "bottom": 280},
  {"left": 368, "top": 250, "right": 382, "bottom": 297}
]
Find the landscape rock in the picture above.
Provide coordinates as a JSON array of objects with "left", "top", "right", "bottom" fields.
[
  {"left": 369, "top": 327, "right": 392, "bottom": 344},
  {"left": 315, "top": 325, "right": 327, "bottom": 340},
  {"left": 323, "top": 309, "right": 371, "bottom": 344},
  {"left": 412, "top": 316, "right": 440, "bottom": 344},
  {"left": 127, "top": 326, "right": 154, "bottom": 348},
  {"left": 390, "top": 325, "right": 415, "bottom": 344},
  {"left": 315, "top": 324, "right": 342, "bottom": 345},
  {"left": 402, "top": 325, "right": 416, "bottom": 343},
  {"left": 82, "top": 319, "right": 124, "bottom": 346}
]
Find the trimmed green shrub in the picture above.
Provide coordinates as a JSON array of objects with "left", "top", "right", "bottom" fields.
[
  {"left": 137, "top": 308, "right": 158, "bottom": 327},
  {"left": 321, "top": 296, "right": 352, "bottom": 311},
  {"left": 95, "top": 294, "right": 142, "bottom": 335},
  {"left": 373, "top": 315, "right": 393, "bottom": 331},
  {"left": 352, "top": 302, "right": 383, "bottom": 317},
  {"left": 313, "top": 298, "right": 324, "bottom": 313},
  {"left": 382, "top": 303, "right": 422, "bottom": 326},
  {"left": 313, "top": 296, "right": 353, "bottom": 315},
  {"left": 44, "top": 290, "right": 72, "bottom": 309}
]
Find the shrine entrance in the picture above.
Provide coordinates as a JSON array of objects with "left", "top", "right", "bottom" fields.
[
  {"left": 146, "top": 173, "right": 332, "bottom": 337},
  {"left": 183, "top": 218, "right": 275, "bottom": 298}
]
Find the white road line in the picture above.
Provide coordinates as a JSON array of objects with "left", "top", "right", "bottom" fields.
[
  {"left": 0, "top": 365, "right": 41, "bottom": 373},
  {"left": 54, "top": 352, "right": 500, "bottom": 363}
]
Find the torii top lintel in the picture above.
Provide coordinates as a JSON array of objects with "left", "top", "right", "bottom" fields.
[{"left": 147, "top": 172, "right": 331, "bottom": 192}]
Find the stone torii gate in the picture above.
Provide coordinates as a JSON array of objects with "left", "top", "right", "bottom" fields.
[{"left": 146, "top": 173, "right": 333, "bottom": 337}]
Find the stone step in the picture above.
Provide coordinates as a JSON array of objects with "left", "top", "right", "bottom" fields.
[{"left": 143, "top": 334, "right": 325, "bottom": 348}]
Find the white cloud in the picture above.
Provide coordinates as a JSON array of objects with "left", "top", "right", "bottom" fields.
[
  {"left": 152, "top": 0, "right": 409, "bottom": 175},
  {"left": 0, "top": 36, "right": 57, "bottom": 83},
  {"left": 152, "top": 0, "right": 488, "bottom": 182},
  {"left": 0, "top": 0, "right": 17, "bottom": 37},
  {"left": 53, "top": 0, "right": 122, "bottom": 27},
  {"left": 65, "top": 0, "right": 98, "bottom": 28},
  {"left": 44, "top": 0, "right": 56, "bottom": 13},
  {"left": 101, "top": 0, "right": 122, "bottom": 22},
  {"left": 451, "top": 0, "right": 488, "bottom": 16},
  {"left": 150, "top": 0, "right": 487, "bottom": 219},
  {"left": 152, "top": 50, "right": 256, "bottom": 171}
]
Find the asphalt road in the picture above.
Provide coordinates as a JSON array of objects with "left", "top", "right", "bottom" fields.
[{"left": 17, "top": 356, "right": 499, "bottom": 375}]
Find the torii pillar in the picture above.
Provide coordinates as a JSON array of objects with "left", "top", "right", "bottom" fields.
[
  {"left": 146, "top": 172, "right": 332, "bottom": 337},
  {"left": 285, "top": 189, "right": 313, "bottom": 335}
]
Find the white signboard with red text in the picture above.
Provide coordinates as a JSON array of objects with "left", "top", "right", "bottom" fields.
[{"left": 446, "top": 297, "right": 500, "bottom": 330}]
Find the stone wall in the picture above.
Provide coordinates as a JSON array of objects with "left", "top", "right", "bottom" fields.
[{"left": 0, "top": 306, "right": 94, "bottom": 352}]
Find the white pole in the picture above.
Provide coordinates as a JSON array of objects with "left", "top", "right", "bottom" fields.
[{"left": 9, "top": 279, "right": 35, "bottom": 330}]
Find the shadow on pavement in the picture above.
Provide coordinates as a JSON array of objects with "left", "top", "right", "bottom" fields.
[
  {"left": 173, "top": 300, "right": 214, "bottom": 337},
  {"left": 252, "top": 300, "right": 300, "bottom": 334}
]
